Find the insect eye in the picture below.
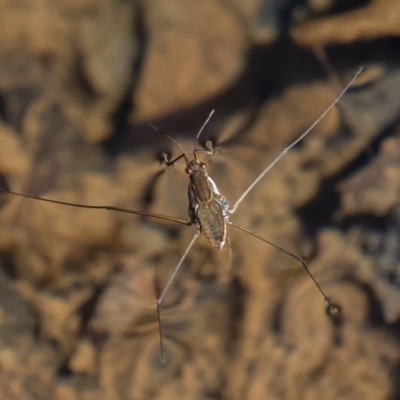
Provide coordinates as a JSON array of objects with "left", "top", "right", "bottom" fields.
[
  {"left": 200, "top": 163, "right": 206, "bottom": 169},
  {"left": 185, "top": 166, "right": 192, "bottom": 174}
]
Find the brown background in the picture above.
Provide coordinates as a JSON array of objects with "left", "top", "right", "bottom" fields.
[{"left": 0, "top": 0, "right": 400, "bottom": 399}]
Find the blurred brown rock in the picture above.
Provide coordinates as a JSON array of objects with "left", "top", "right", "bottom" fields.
[{"left": 0, "top": 0, "right": 400, "bottom": 399}]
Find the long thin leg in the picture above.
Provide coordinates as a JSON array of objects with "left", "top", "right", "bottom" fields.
[
  {"left": 228, "top": 221, "right": 339, "bottom": 314},
  {"left": 229, "top": 67, "right": 363, "bottom": 215},
  {"left": 162, "top": 152, "right": 187, "bottom": 167},
  {"left": 194, "top": 144, "right": 214, "bottom": 158},
  {"left": 0, "top": 188, "right": 192, "bottom": 226},
  {"left": 157, "top": 230, "right": 200, "bottom": 361}
]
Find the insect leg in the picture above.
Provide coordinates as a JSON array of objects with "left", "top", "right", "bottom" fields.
[
  {"left": 193, "top": 140, "right": 214, "bottom": 159},
  {"left": 161, "top": 152, "right": 187, "bottom": 167},
  {"left": 157, "top": 230, "right": 200, "bottom": 361},
  {"left": 228, "top": 221, "right": 339, "bottom": 314},
  {"left": 0, "top": 188, "right": 192, "bottom": 226},
  {"left": 147, "top": 123, "right": 190, "bottom": 167},
  {"left": 229, "top": 67, "right": 363, "bottom": 215}
]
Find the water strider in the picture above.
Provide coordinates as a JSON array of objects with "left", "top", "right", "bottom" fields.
[{"left": 0, "top": 68, "right": 363, "bottom": 361}]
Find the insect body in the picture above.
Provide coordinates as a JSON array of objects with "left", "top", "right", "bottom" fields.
[
  {"left": 182, "top": 130, "right": 232, "bottom": 250},
  {"left": 0, "top": 68, "right": 363, "bottom": 361},
  {"left": 188, "top": 162, "right": 229, "bottom": 250}
]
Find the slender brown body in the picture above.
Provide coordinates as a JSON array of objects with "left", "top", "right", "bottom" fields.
[{"left": 186, "top": 159, "right": 229, "bottom": 250}]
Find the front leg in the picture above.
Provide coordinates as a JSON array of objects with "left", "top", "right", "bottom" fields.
[
  {"left": 161, "top": 151, "right": 186, "bottom": 168},
  {"left": 194, "top": 139, "right": 215, "bottom": 158}
]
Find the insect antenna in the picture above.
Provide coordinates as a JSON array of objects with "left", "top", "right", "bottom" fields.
[
  {"left": 194, "top": 109, "right": 215, "bottom": 151},
  {"left": 147, "top": 123, "right": 189, "bottom": 166}
]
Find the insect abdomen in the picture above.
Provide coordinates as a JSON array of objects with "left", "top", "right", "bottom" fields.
[{"left": 196, "top": 202, "right": 227, "bottom": 249}]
